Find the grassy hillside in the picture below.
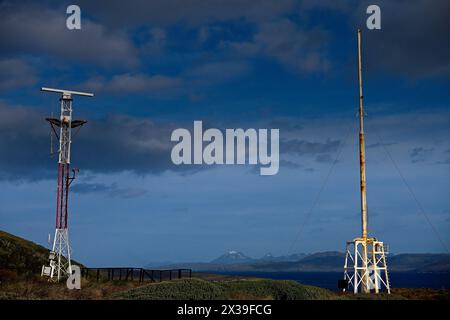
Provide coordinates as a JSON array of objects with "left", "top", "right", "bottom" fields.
[
  {"left": 115, "top": 277, "right": 432, "bottom": 300},
  {"left": 0, "top": 230, "right": 50, "bottom": 276},
  {"left": 1, "top": 230, "right": 448, "bottom": 300},
  {"left": 0, "top": 229, "right": 84, "bottom": 280},
  {"left": 115, "top": 278, "right": 338, "bottom": 300}
]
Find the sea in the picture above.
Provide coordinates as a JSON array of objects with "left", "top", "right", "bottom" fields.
[{"left": 212, "top": 271, "right": 450, "bottom": 291}]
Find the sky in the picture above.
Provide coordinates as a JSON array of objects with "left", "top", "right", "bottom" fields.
[{"left": 0, "top": 0, "right": 449, "bottom": 267}]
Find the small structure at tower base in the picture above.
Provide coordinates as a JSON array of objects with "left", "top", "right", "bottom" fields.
[
  {"left": 342, "top": 237, "right": 390, "bottom": 294},
  {"left": 41, "top": 229, "right": 72, "bottom": 281}
]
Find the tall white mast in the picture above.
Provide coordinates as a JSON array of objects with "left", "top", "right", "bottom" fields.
[
  {"left": 341, "top": 30, "right": 390, "bottom": 294},
  {"left": 357, "top": 30, "right": 369, "bottom": 240}
]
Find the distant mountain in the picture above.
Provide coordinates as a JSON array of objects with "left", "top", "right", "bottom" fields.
[
  {"left": 259, "top": 252, "right": 308, "bottom": 262},
  {"left": 209, "top": 251, "right": 308, "bottom": 265},
  {"left": 260, "top": 253, "right": 275, "bottom": 261},
  {"left": 389, "top": 254, "right": 450, "bottom": 272},
  {"left": 293, "top": 251, "right": 345, "bottom": 271},
  {"left": 156, "top": 251, "right": 450, "bottom": 273},
  {"left": 242, "top": 251, "right": 345, "bottom": 272},
  {"left": 210, "top": 251, "right": 254, "bottom": 264},
  {"left": 157, "top": 251, "right": 307, "bottom": 271}
]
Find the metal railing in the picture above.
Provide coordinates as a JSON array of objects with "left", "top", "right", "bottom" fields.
[{"left": 80, "top": 267, "right": 192, "bottom": 283}]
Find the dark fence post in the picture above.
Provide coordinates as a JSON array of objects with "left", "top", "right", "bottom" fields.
[{"left": 96, "top": 269, "right": 100, "bottom": 282}]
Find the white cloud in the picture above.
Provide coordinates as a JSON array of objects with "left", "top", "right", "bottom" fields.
[{"left": 0, "top": 3, "right": 138, "bottom": 67}]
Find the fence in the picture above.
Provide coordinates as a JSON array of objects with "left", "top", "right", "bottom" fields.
[{"left": 80, "top": 267, "right": 192, "bottom": 283}]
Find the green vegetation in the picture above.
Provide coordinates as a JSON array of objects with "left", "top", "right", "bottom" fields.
[
  {"left": 114, "top": 278, "right": 336, "bottom": 300},
  {"left": 392, "top": 288, "right": 450, "bottom": 300},
  {"left": 0, "top": 230, "right": 82, "bottom": 277},
  {"left": 0, "top": 277, "right": 142, "bottom": 300},
  {"left": 1, "top": 229, "right": 448, "bottom": 300},
  {"left": 0, "top": 230, "right": 49, "bottom": 276}
]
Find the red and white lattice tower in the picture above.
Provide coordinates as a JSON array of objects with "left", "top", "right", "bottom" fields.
[{"left": 40, "top": 87, "right": 93, "bottom": 281}]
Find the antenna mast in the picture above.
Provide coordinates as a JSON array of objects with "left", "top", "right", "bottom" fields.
[
  {"left": 340, "top": 30, "right": 390, "bottom": 294},
  {"left": 358, "top": 29, "right": 369, "bottom": 239},
  {"left": 40, "top": 87, "right": 93, "bottom": 282}
]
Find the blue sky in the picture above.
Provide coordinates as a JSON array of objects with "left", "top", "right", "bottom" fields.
[{"left": 0, "top": 0, "right": 449, "bottom": 266}]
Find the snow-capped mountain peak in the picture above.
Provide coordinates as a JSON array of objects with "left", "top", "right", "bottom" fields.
[{"left": 211, "top": 250, "right": 253, "bottom": 264}]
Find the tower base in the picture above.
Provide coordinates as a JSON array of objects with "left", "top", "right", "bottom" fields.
[
  {"left": 342, "top": 237, "right": 390, "bottom": 294},
  {"left": 41, "top": 228, "right": 72, "bottom": 282}
]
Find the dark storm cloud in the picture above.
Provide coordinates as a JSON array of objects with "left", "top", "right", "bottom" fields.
[
  {"left": 0, "top": 1, "right": 329, "bottom": 77},
  {"left": 0, "top": 2, "right": 138, "bottom": 67},
  {"left": 0, "top": 102, "right": 182, "bottom": 181},
  {"left": 72, "top": 182, "right": 147, "bottom": 198},
  {"left": 77, "top": 0, "right": 449, "bottom": 77},
  {"left": 225, "top": 18, "right": 330, "bottom": 73},
  {"left": 294, "top": 0, "right": 450, "bottom": 78},
  {"left": 80, "top": 74, "right": 183, "bottom": 94},
  {"left": 186, "top": 61, "right": 251, "bottom": 85},
  {"left": 0, "top": 102, "right": 349, "bottom": 181},
  {"left": 74, "top": 114, "right": 177, "bottom": 174},
  {"left": 75, "top": 0, "right": 297, "bottom": 27},
  {"left": 71, "top": 182, "right": 111, "bottom": 194},
  {"left": 85, "top": 61, "right": 252, "bottom": 96},
  {"left": 1, "top": 0, "right": 448, "bottom": 79},
  {"left": 359, "top": 0, "right": 450, "bottom": 77},
  {"left": 0, "top": 102, "right": 54, "bottom": 181}
]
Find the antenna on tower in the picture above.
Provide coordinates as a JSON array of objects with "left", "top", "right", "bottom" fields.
[
  {"left": 339, "top": 30, "right": 391, "bottom": 294},
  {"left": 40, "top": 87, "right": 93, "bottom": 282}
]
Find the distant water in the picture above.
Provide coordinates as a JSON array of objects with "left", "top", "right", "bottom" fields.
[{"left": 212, "top": 271, "right": 450, "bottom": 291}]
